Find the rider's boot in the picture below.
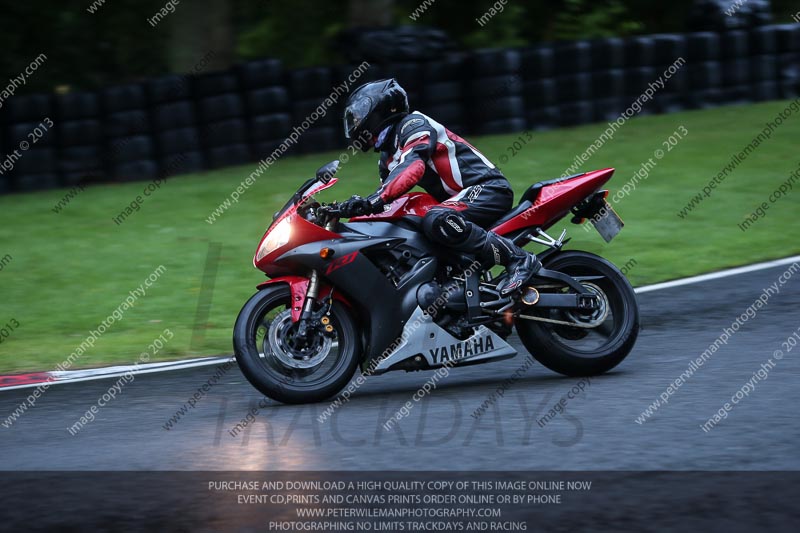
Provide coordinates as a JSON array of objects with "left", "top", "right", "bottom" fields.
[{"left": 481, "top": 232, "right": 542, "bottom": 296}]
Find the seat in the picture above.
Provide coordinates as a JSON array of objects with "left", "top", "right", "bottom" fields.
[
  {"left": 490, "top": 200, "right": 533, "bottom": 228},
  {"left": 520, "top": 173, "right": 585, "bottom": 204}
]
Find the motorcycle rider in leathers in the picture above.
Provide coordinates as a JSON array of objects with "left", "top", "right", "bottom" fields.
[{"left": 338, "top": 79, "right": 541, "bottom": 296}]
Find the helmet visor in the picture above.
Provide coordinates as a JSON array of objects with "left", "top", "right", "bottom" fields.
[{"left": 343, "top": 96, "right": 373, "bottom": 139}]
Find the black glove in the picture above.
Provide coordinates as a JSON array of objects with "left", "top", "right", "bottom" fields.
[
  {"left": 339, "top": 194, "right": 386, "bottom": 218},
  {"left": 366, "top": 193, "right": 385, "bottom": 213},
  {"left": 338, "top": 195, "right": 372, "bottom": 218}
]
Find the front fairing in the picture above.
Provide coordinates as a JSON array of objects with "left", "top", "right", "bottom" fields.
[
  {"left": 271, "top": 178, "right": 337, "bottom": 223},
  {"left": 253, "top": 178, "right": 340, "bottom": 273}
]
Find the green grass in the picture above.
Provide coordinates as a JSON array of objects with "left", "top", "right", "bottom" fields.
[{"left": 1, "top": 100, "right": 799, "bottom": 373}]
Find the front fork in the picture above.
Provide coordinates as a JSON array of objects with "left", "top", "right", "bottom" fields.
[
  {"left": 295, "top": 270, "right": 322, "bottom": 344},
  {"left": 296, "top": 216, "right": 339, "bottom": 344},
  {"left": 295, "top": 217, "right": 340, "bottom": 345}
]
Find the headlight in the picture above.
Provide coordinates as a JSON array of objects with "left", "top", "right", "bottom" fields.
[{"left": 256, "top": 217, "right": 292, "bottom": 261}]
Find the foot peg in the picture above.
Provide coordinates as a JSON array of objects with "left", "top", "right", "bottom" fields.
[{"left": 497, "top": 254, "right": 542, "bottom": 296}]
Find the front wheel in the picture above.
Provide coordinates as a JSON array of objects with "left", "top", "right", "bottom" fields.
[
  {"left": 516, "top": 251, "right": 640, "bottom": 376},
  {"left": 233, "top": 285, "right": 361, "bottom": 404}
]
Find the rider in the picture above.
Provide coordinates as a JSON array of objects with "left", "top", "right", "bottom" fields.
[{"left": 339, "top": 78, "right": 541, "bottom": 295}]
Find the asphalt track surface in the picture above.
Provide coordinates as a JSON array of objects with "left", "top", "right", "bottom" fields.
[{"left": 2, "top": 262, "right": 799, "bottom": 471}]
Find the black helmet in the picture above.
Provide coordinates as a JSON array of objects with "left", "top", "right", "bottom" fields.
[{"left": 344, "top": 79, "right": 409, "bottom": 151}]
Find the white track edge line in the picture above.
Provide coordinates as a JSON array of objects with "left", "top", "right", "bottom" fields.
[
  {"left": 633, "top": 255, "right": 800, "bottom": 294},
  {"left": 3, "top": 254, "right": 799, "bottom": 392},
  {"left": 0, "top": 357, "right": 234, "bottom": 391}
]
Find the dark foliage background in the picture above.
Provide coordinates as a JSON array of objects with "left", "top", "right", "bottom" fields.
[{"left": 0, "top": 0, "right": 797, "bottom": 92}]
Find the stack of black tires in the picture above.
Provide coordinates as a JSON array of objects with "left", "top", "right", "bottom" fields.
[
  {"left": 0, "top": 23, "right": 798, "bottom": 195},
  {"left": 465, "top": 49, "right": 525, "bottom": 134},
  {"left": 194, "top": 71, "right": 250, "bottom": 169},
  {"left": 57, "top": 91, "right": 104, "bottom": 189},
  {"left": 242, "top": 59, "right": 290, "bottom": 160},
  {"left": 518, "top": 25, "right": 798, "bottom": 130},
  {"left": 288, "top": 67, "right": 339, "bottom": 154},
  {"left": 104, "top": 84, "right": 158, "bottom": 181},
  {"left": 4, "top": 94, "right": 59, "bottom": 191},
  {"left": 149, "top": 74, "right": 203, "bottom": 177},
  {"left": 752, "top": 24, "right": 800, "bottom": 100},
  {"left": 418, "top": 55, "right": 467, "bottom": 132}
]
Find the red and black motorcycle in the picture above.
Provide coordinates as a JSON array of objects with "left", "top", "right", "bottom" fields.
[{"left": 233, "top": 160, "right": 639, "bottom": 404}]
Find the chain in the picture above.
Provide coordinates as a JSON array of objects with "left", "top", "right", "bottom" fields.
[{"left": 514, "top": 313, "right": 599, "bottom": 329}]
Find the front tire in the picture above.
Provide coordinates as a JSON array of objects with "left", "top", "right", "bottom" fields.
[
  {"left": 233, "top": 285, "right": 361, "bottom": 404},
  {"left": 516, "top": 251, "right": 640, "bottom": 376}
]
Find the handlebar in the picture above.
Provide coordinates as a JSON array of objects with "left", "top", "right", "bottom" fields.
[{"left": 317, "top": 204, "right": 342, "bottom": 218}]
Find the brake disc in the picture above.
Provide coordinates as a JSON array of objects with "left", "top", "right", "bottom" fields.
[{"left": 265, "top": 310, "right": 333, "bottom": 369}]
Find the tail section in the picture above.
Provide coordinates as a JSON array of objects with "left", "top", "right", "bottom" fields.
[{"left": 492, "top": 168, "right": 615, "bottom": 235}]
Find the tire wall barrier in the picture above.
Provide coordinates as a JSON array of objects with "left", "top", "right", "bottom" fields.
[{"left": 0, "top": 25, "right": 798, "bottom": 193}]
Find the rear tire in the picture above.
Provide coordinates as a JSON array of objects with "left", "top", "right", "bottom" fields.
[
  {"left": 233, "top": 285, "right": 361, "bottom": 404},
  {"left": 516, "top": 251, "right": 639, "bottom": 376}
]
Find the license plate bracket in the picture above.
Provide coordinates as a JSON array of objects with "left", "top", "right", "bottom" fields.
[{"left": 589, "top": 200, "right": 624, "bottom": 243}]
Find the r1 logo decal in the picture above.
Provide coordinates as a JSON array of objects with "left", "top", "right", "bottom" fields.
[{"left": 325, "top": 251, "right": 358, "bottom": 275}]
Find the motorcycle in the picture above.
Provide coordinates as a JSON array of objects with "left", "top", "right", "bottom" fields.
[{"left": 233, "top": 160, "right": 639, "bottom": 404}]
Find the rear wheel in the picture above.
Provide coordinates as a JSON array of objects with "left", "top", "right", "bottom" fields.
[
  {"left": 233, "top": 285, "right": 360, "bottom": 404},
  {"left": 516, "top": 251, "right": 639, "bottom": 376}
]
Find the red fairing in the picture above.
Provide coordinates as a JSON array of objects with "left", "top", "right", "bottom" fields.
[
  {"left": 351, "top": 192, "right": 451, "bottom": 221},
  {"left": 257, "top": 276, "right": 351, "bottom": 322},
  {"left": 254, "top": 178, "right": 341, "bottom": 274},
  {"left": 492, "top": 168, "right": 616, "bottom": 235},
  {"left": 255, "top": 214, "right": 340, "bottom": 275}
]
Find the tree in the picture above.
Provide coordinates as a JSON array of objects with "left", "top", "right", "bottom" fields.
[
  {"left": 168, "top": 0, "right": 234, "bottom": 73},
  {"left": 347, "top": 0, "right": 394, "bottom": 26}
]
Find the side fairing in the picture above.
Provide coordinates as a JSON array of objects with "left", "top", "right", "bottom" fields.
[{"left": 271, "top": 224, "right": 439, "bottom": 362}]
